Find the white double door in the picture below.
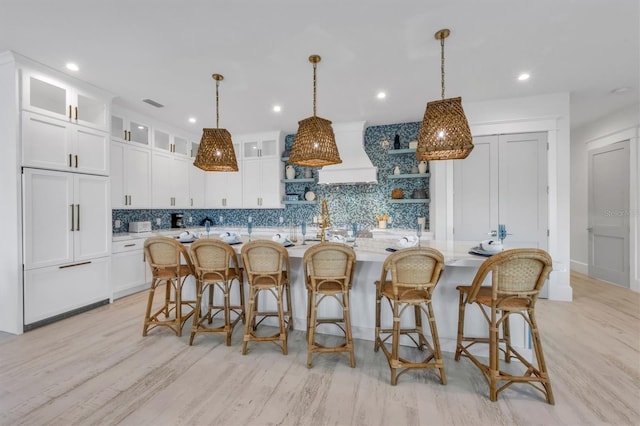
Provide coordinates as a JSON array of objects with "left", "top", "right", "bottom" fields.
[{"left": 453, "top": 132, "right": 548, "bottom": 250}]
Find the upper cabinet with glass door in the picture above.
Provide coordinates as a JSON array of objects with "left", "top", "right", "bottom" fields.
[
  {"left": 21, "top": 70, "right": 108, "bottom": 132},
  {"left": 242, "top": 136, "right": 279, "bottom": 160},
  {"left": 153, "top": 129, "right": 190, "bottom": 158},
  {"left": 111, "top": 113, "right": 150, "bottom": 146}
]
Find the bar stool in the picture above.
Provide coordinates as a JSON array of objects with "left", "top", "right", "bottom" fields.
[
  {"left": 374, "top": 247, "right": 446, "bottom": 385},
  {"left": 189, "top": 239, "right": 245, "bottom": 346},
  {"left": 455, "top": 248, "right": 554, "bottom": 404},
  {"left": 142, "top": 236, "right": 196, "bottom": 337},
  {"left": 240, "top": 240, "right": 293, "bottom": 355},
  {"left": 303, "top": 242, "right": 356, "bottom": 368}
]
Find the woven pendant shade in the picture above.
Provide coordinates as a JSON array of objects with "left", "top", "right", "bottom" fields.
[
  {"left": 194, "top": 128, "right": 239, "bottom": 171},
  {"left": 194, "top": 73, "right": 239, "bottom": 172},
  {"left": 417, "top": 97, "right": 473, "bottom": 160},
  {"left": 289, "top": 54, "right": 341, "bottom": 167},
  {"left": 417, "top": 29, "right": 473, "bottom": 161},
  {"left": 289, "top": 116, "right": 341, "bottom": 167}
]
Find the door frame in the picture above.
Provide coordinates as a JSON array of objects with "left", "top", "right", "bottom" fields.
[{"left": 584, "top": 127, "right": 639, "bottom": 292}]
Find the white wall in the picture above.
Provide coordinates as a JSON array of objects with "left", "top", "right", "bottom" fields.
[
  {"left": 431, "top": 92, "right": 572, "bottom": 301},
  {"left": 571, "top": 105, "right": 640, "bottom": 291},
  {"left": 0, "top": 52, "right": 23, "bottom": 334}
]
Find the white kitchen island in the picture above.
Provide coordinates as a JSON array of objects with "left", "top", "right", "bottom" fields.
[{"left": 114, "top": 228, "right": 534, "bottom": 357}]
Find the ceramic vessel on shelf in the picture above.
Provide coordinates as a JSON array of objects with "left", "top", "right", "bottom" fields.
[
  {"left": 304, "top": 168, "right": 313, "bottom": 178},
  {"left": 418, "top": 161, "right": 428, "bottom": 174},
  {"left": 285, "top": 165, "right": 296, "bottom": 179},
  {"left": 378, "top": 220, "right": 387, "bottom": 229},
  {"left": 411, "top": 188, "right": 427, "bottom": 199},
  {"left": 393, "top": 166, "right": 401, "bottom": 175},
  {"left": 411, "top": 165, "right": 419, "bottom": 174},
  {"left": 305, "top": 190, "right": 316, "bottom": 201}
]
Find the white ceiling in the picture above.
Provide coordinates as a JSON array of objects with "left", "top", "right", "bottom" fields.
[{"left": 1, "top": 0, "right": 638, "bottom": 136}]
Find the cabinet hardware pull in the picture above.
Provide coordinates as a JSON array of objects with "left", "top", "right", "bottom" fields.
[
  {"left": 124, "top": 130, "right": 127, "bottom": 140},
  {"left": 124, "top": 243, "right": 136, "bottom": 247},
  {"left": 124, "top": 195, "right": 128, "bottom": 205},
  {"left": 68, "top": 105, "right": 72, "bottom": 119},
  {"left": 190, "top": 198, "right": 193, "bottom": 206},
  {"left": 76, "top": 204, "right": 80, "bottom": 231},
  {"left": 70, "top": 204, "right": 75, "bottom": 231},
  {"left": 75, "top": 106, "right": 78, "bottom": 120},
  {"left": 68, "top": 154, "right": 72, "bottom": 167},
  {"left": 59, "top": 261, "right": 91, "bottom": 269},
  {"left": 75, "top": 155, "right": 78, "bottom": 168}
]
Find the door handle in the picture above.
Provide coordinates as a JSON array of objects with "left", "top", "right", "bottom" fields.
[
  {"left": 68, "top": 154, "right": 73, "bottom": 167},
  {"left": 75, "top": 155, "right": 78, "bottom": 168},
  {"left": 70, "top": 204, "right": 75, "bottom": 231},
  {"left": 76, "top": 204, "right": 80, "bottom": 231},
  {"left": 68, "top": 105, "right": 72, "bottom": 119},
  {"left": 74, "top": 106, "right": 78, "bottom": 121}
]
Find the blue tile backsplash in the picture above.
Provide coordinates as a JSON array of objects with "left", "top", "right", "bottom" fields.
[{"left": 113, "top": 122, "right": 429, "bottom": 233}]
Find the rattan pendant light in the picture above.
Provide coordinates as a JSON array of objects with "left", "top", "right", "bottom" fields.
[
  {"left": 288, "top": 55, "right": 342, "bottom": 168},
  {"left": 193, "top": 74, "right": 239, "bottom": 172},
  {"left": 416, "top": 29, "right": 473, "bottom": 161}
]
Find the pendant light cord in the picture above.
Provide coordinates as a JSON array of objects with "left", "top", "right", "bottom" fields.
[
  {"left": 312, "top": 60, "right": 317, "bottom": 117},
  {"left": 215, "top": 79, "right": 220, "bottom": 128},
  {"left": 440, "top": 36, "right": 446, "bottom": 100}
]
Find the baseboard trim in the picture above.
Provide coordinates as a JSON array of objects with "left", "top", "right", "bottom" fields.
[
  {"left": 570, "top": 260, "right": 588, "bottom": 275},
  {"left": 23, "top": 299, "right": 110, "bottom": 332}
]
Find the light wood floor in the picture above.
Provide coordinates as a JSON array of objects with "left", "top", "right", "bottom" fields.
[{"left": 0, "top": 271, "right": 638, "bottom": 426}]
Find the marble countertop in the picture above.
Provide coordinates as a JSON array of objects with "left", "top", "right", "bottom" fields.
[{"left": 113, "top": 226, "right": 485, "bottom": 268}]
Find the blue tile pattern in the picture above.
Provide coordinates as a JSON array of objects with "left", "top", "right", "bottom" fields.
[{"left": 113, "top": 122, "right": 430, "bottom": 233}]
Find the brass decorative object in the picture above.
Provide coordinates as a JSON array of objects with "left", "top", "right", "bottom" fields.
[
  {"left": 416, "top": 29, "right": 473, "bottom": 161},
  {"left": 194, "top": 74, "right": 239, "bottom": 172},
  {"left": 391, "top": 188, "right": 404, "bottom": 199},
  {"left": 317, "top": 198, "right": 331, "bottom": 242},
  {"left": 289, "top": 55, "right": 342, "bottom": 167}
]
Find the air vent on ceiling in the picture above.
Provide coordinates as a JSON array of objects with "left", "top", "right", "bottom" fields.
[{"left": 142, "top": 98, "right": 164, "bottom": 108}]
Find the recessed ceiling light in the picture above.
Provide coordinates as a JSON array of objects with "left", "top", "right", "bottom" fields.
[
  {"left": 188, "top": 117, "right": 197, "bottom": 123},
  {"left": 518, "top": 73, "right": 530, "bottom": 81},
  {"left": 65, "top": 63, "right": 79, "bottom": 71},
  {"left": 377, "top": 92, "right": 386, "bottom": 99},
  {"left": 273, "top": 105, "right": 282, "bottom": 112}
]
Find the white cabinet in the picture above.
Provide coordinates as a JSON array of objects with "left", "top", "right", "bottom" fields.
[
  {"left": 111, "top": 113, "right": 150, "bottom": 146},
  {"left": 203, "top": 142, "right": 242, "bottom": 208},
  {"left": 22, "top": 111, "right": 109, "bottom": 176},
  {"left": 453, "top": 133, "right": 548, "bottom": 248},
  {"left": 22, "top": 168, "right": 111, "bottom": 326},
  {"left": 110, "top": 140, "right": 151, "bottom": 208},
  {"left": 21, "top": 70, "right": 108, "bottom": 132},
  {"left": 24, "top": 257, "right": 110, "bottom": 325},
  {"left": 240, "top": 132, "right": 284, "bottom": 208},
  {"left": 151, "top": 151, "right": 190, "bottom": 208},
  {"left": 23, "top": 169, "right": 111, "bottom": 269},
  {"left": 112, "top": 239, "right": 149, "bottom": 299},
  {"left": 153, "top": 129, "right": 190, "bottom": 157},
  {"left": 189, "top": 164, "right": 206, "bottom": 208},
  {"left": 205, "top": 170, "right": 243, "bottom": 208}
]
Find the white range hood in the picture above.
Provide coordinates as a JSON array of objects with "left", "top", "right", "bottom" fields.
[{"left": 317, "top": 121, "right": 378, "bottom": 185}]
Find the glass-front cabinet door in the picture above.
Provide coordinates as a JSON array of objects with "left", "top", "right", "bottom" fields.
[{"left": 112, "top": 113, "right": 150, "bottom": 146}]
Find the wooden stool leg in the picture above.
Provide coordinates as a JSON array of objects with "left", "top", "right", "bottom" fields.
[
  {"left": 223, "top": 280, "right": 232, "bottom": 346},
  {"left": 414, "top": 304, "right": 426, "bottom": 350},
  {"left": 243, "top": 286, "right": 257, "bottom": 355},
  {"left": 502, "top": 310, "right": 512, "bottom": 362},
  {"left": 238, "top": 277, "right": 246, "bottom": 325},
  {"left": 307, "top": 289, "right": 317, "bottom": 368},
  {"left": 142, "top": 278, "right": 158, "bottom": 336},
  {"left": 489, "top": 308, "right": 499, "bottom": 401},
  {"left": 426, "top": 301, "right": 446, "bottom": 385},
  {"left": 454, "top": 290, "right": 466, "bottom": 361},
  {"left": 175, "top": 278, "right": 183, "bottom": 337},
  {"left": 390, "top": 301, "right": 400, "bottom": 385},
  {"left": 529, "top": 309, "right": 555, "bottom": 404},
  {"left": 344, "top": 289, "right": 355, "bottom": 368},
  {"left": 374, "top": 283, "right": 382, "bottom": 352},
  {"left": 277, "top": 285, "right": 288, "bottom": 355},
  {"left": 189, "top": 279, "right": 204, "bottom": 345}
]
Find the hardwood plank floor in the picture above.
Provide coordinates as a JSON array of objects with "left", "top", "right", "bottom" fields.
[{"left": 0, "top": 271, "right": 638, "bottom": 425}]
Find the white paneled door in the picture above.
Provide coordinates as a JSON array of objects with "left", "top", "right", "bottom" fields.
[
  {"left": 588, "top": 141, "right": 630, "bottom": 287},
  {"left": 453, "top": 132, "right": 548, "bottom": 248}
]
